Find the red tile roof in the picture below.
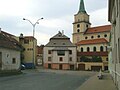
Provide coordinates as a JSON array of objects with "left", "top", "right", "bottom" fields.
[
  {"left": 77, "top": 52, "right": 108, "bottom": 56},
  {"left": 85, "top": 25, "right": 111, "bottom": 34},
  {"left": 76, "top": 38, "right": 108, "bottom": 45}
]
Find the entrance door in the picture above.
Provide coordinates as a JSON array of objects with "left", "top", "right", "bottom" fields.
[
  {"left": 91, "top": 66, "right": 102, "bottom": 71},
  {"left": 48, "top": 64, "right": 51, "bottom": 69},
  {"left": 0, "top": 52, "right": 2, "bottom": 69},
  {"left": 59, "top": 64, "right": 63, "bottom": 70},
  {"left": 70, "top": 65, "right": 74, "bottom": 70},
  {"left": 78, "top": 64, "right": 85, "bottom": 70}
]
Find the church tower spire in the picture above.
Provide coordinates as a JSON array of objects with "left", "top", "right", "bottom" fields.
[
  {"left": 78, "top": 0, "right": 86, "bottom": 13},
  {"left": 72, "top": 0, "right": 91, "bottom": 44}
]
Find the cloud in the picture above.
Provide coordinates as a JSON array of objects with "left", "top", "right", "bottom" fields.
[
  {"left": 0, "top": 0, "right": 109, "bottom": 45},
  {"left": 90, "top": 8, "right": 110, "bottom": 27}
]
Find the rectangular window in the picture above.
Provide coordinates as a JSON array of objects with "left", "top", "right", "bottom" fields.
[
  {"left": 24, "top": 39, "right": 29, "bottom": 44},
  {"left": 69, "top": 57, "right": 72, "bottom": 61},
  {"left": 48, "top": 50, "right": 52, "bottom": 54},
  {"left": 59, "top": 57, "right": 63, "bottom": 62},
  {"left": 12, "top": 58, "right": 16, "bottom": 64},
  {"left": 48, "top": 57, "right": 51, "bottom": 61},
  {"left": 69, "top": 50, "right": 72, "bottom": 54},
  {"left": 57, "top": 51, "right": 65, "bottom": 56}
]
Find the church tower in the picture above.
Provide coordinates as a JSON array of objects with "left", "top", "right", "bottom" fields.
[{"left": 72, "top": 0, "right": 91, "bottom": 44}]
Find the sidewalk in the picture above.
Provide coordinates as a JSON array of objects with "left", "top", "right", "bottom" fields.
[{"left": 76, "top": 72, "right": 117, "bottom": 90}]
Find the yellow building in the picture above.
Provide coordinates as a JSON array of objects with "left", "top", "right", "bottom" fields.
[
  {"left": 18, "top": 34, "right": 37, "bottom": 68},
  {"left": 73, "top": 0, "right": 111, "bottom": 71}
]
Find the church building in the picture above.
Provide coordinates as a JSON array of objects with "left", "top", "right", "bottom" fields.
[{"left": 73, "top": 0, "right": 111, "bottom": 71}]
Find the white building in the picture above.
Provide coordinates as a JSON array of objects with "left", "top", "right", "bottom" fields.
[
  {"left": 43, "top": 31, "right": 77, "bottom": 70},
  {"left": 108, "top": 0, "right": 120, "bottom": 89},
  {"left": 0, "top": 31, "right": 21, "bottom": 70}
]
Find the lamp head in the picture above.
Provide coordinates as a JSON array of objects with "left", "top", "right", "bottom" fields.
[{"left": 23, "top": 18, "right": 26, "bottom": 20}]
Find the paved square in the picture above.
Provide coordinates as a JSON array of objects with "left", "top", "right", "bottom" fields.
[{"left": 0, "top": 70, "right": 96, "bottom": 90}]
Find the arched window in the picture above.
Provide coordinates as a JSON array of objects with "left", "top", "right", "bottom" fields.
[
  {"left": 81, "top": 47, "right": 83, "bottom": 52},
  {"left": 100, "top": 46, "right": 104, "bottom": 52},
  {"left": 93, "top": 47, "right": 96, "bottom": 52},
  {"left": 77, "top": 24, "right": 80, "bottom": 28},
  {"left": 87, "top": 47, "right": 90, "bottom": 52},
  {"left": 77, "top": 29, "right": 80, "bottom": 33}
]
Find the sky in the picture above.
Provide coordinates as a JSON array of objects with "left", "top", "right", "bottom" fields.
[{"left": 0, "top": 0, "right": 110, "bottom": 45}]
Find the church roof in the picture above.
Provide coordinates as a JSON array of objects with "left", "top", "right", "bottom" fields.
[
  {"left": 85, "top": 25, "right": 111, "bottom": 34},
  {"left": 78, "top": 0, "right": 86, "bottom": 13},
  {"left": 76, "top": 38, "right": 108, "bottom": 45}
]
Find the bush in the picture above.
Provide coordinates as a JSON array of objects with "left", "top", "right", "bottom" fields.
[{"left": 80, "top": 56, "right": 102, "bottom": 62}]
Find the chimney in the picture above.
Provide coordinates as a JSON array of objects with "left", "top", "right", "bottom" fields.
[{"left": 20, "top": 33, "right": 23, "bottom": 38}]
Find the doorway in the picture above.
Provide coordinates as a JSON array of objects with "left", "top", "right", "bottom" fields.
[
  {"left": 70, "top": 65, "right": 74, "bottom": 70},
  {"left": 59, "top": 64, "right": 63, "bottom": 70},
  {"left": 48, "top": 64, "right": 51, "bottom": 69}
]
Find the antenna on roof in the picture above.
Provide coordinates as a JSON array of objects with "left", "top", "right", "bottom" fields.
[{"left": 62, "top": 30, "right": 64, "bottom": 36}]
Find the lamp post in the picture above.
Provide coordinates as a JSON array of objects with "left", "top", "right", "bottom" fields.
[{"left": 23, "top": 17, "right": 43, "bottom": 68}]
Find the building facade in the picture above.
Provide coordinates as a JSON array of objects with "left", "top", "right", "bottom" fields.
[
  {"left": 36, "top": 45, "right": 44, "bottom": 66},
  {"left": 73, "top": 0, "right": 111, "bottom": 71},
  {"left": 0, "top": 30, "right": 22, "bottom": 70},
  {"left": 18, "top": 34, "right": 37, "bottom": 68},
  {"left": 108, "top": 0, "right": 120, "bottom": 89},
  {"left": 44, "top": 31, "right": 77, "bottom": 70}
]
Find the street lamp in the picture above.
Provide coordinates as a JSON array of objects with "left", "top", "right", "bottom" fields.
[{"left": 23, "top": 17, "right": 43, "bottom": 68}]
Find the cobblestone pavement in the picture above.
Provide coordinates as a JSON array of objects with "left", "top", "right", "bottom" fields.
[
  {"left": 76, "top": 72, "right": 117, "bottom": 90},
  {"left": 0, "top": 69, "right": 96, "bottom": 90}
]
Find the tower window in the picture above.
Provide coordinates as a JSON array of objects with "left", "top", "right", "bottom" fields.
[
  {"left": 86, "top": 25, "right": 88, "bottom": 28},
  {"left": 85, "top": 37, "right": 88, "bottom": 39},
  {"left": 77, "top": 29, "right": 80, "bottom": 32},
  {"left": 77, "top": 24, "right": 80, "bottom": 28}
]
